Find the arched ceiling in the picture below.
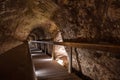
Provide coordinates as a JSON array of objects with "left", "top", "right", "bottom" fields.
[
  {"left": 0, "top": 0, "right": 120, "bottom": 53},
  {"left": 0, "top": 0, "right": 58, "bottom": 41},
  {"left": 0, "top": 0, "right": 59, "bottom": 53}
]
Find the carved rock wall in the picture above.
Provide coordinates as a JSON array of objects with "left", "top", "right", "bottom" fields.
[
  {"left": 52, "top": 0, "right": 120, "bottom": 80},
  {"left": 52, "top": 0, "right": 120, "bottom": 43}
]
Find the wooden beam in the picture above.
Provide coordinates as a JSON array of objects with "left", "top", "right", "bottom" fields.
[
  {"left": 31, "top": 40, "right": 120, "bottom": 53},
  {"left": 68, "top": 47, "right": 72, "bottom": 73},
  {"left": 54, "top": 42, "right": 120, "bottom": 53}
]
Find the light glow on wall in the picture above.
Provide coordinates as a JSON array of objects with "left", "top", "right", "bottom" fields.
[{"left": 57, "top": 59, "right": 64, "bottom": 66}]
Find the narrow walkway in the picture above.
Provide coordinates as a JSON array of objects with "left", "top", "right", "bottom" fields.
[{"left": 31, "top": 49, "right": 82, "bottom": 80}]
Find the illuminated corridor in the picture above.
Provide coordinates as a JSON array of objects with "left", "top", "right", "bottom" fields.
[
  {"left": 0, "top": 0, "right": 120, "bottom": 80},
  {"left": 31, "top": 49, "right": 81, "bottom": 80}
]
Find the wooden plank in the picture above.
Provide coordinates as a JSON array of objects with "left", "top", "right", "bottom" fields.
[
  {"left": 31, "top": 52, "right": 82, "bottom": 80},
  {"left": 0, "top": 43, "right": 36, "bottom": 80}
]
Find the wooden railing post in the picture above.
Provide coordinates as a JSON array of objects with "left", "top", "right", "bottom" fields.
[
  {"left": 35, "top": 42, "right": 37, "bottom": 49},
  {"left": 44, "top": 44, "right": 47, "bottom": 55},
  {"left": 28, "top": 41, "right": 31, "bottom": 53},
  {"left": 52, "top": 45, "right": 55, "bottom": 60},
  {"left": 47, "top": 44, "right": 49, "bottom": 54},
  {"left": 41, "top": 43, "right": 43, "bottom": 51},
  {"left": 39, "top": 43, "right": 41, "bottom": 50},
  {"left": 68, "top": 47, "right": 72, "bottom": 73},
  {"left": 46, "top": 44, "right": 48, "bottom": 54}
]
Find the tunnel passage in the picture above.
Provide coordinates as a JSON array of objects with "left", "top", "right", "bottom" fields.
[
  {"left": 27, "top": 26, "right": 69, "bottom": 67},
  {"left": 0, "top": 0, "right": 120, "bottom": 80}
]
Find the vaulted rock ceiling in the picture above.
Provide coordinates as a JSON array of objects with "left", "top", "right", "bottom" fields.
[
  {"left": 0, "top": 0, "right": 58, "bottom": 41},
  {"left": 0, "top": 0, "right": 120, "bottom": 52},
  {"left": 0, "top": 0, "right": 59, "bottom": 53}
]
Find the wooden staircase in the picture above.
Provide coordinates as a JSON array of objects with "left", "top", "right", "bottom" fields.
[{"left": 31, "top": 50, "right": 82, "bottom": 80}]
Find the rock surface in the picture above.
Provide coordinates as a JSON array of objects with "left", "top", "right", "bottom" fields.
[
  {"left": 0, "top": 0, "right": 120, "bottom": 80},
  {"left": 52, "top": 0, "right": 120, "bottom": 80},
  {"left": 0, "top": 0, "right": 58, "bottom": 53}
]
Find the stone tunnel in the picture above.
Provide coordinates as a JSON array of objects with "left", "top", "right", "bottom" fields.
[{"left": 0, "top": 0, "right": 120, "bottom": 80}]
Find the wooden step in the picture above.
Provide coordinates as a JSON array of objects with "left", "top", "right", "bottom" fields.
[{"left": 31, "top": 53, "right": 82, "bottom": 80}]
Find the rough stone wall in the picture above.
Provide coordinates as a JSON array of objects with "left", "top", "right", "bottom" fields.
[
  {"left": 0, "top": 37, "right": 23, "bottom": 54},
  {"left": 52, "top": 0, "right": 120, "bottom": 80},
  {"left": 72, "top": 48, "right": 120, "bottom": 80},
  {"left": 0, "top": 0, "right": 58, "bottom": 53},
  {"left": 52, "top": 0, "right": 120, "bottom": 43}
]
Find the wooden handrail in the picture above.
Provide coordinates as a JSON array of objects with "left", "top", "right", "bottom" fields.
[
  {"left": 26, "top": 42, "right": 38, "bottom": 80},
  {"left": 30, "top": 41, "right": 53, "bottom": 44},
  {"left": 31, "top": 40, "right": 120, "bottom": 53},
  {"left": 30, "top": 40, "right": 120, "bottom": 74}
]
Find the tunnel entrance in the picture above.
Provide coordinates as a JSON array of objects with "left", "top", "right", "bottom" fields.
[
  {"left": 28, "top": 32, "right": 68, "bottom": 68},
  {"left": 27, "top": 26, "right": 69, "bottom": 67}
]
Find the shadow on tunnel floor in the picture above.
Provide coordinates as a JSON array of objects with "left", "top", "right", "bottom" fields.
[{"left": 73, "top": 68, "right": 93, "bottom": 80}]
